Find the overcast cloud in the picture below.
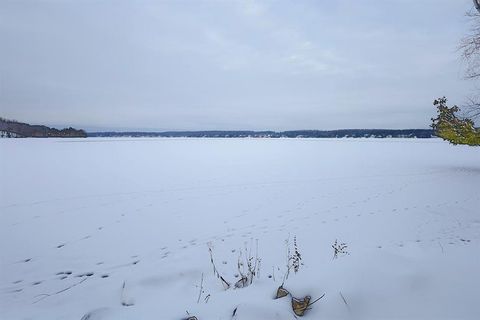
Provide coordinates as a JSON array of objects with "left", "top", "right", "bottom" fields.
[{"left": 0, "top": 0, "right": 476, "bottom": 131}]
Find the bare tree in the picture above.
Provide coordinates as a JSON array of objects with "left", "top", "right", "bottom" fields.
[
  {"left": 459, "top": 9, "right": 480, "bottom": 80},
  {"left": 458, "top": 1, "right": 480, "bottom": 120}
]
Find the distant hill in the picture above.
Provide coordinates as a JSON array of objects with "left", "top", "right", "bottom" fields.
[
  {"left": 89, "top": 129, "right": 434, "bottom": 139},
  {"left": 0, "top": 117, "right": 87, "bottom": 138}
]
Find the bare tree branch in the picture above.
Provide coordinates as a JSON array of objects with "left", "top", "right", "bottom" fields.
[
  {"left": 474, "top": 0, "right": 480, "bottom": 13},
  {"left": 464, "top": 97, "right": 480, "bottom": 120},
  {"left": 459, "top": 6, "right": 480, "bottom": 118}
]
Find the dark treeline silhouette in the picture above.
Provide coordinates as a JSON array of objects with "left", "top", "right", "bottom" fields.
[
  {"left": 89, "top": 129, "right": 434, "bottom": 139},
  {"left": 0, "top": 117, "right": 87, "bottom": 138}
]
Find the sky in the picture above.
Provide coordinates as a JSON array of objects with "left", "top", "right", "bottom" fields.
[{"left": 0, "top": 0, "right": 477, "bottom": 131}]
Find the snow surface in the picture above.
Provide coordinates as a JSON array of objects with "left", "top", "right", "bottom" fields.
[{"left": 0, "top": 138, "right": 479, "bottom": 320}]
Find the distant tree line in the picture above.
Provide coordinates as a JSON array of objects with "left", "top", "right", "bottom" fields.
[
  {"left": 89, "top": 129, "right": 434, "bottom": 139},
  {"left": 0, "top": 117, "right": 87, "bottom": 138}
]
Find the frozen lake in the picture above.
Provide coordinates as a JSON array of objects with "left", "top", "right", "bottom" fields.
[{"left": 1, "top": 138, "right": 479, "bottom": 319}]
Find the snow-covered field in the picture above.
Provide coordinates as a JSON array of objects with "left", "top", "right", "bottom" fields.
[{"left": 0, "top": 138, "right": 479, "bottom": 320}]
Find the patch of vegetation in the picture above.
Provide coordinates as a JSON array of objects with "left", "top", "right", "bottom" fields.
[{"left": 431, "top": 97, "right": 480, "bottom": 146}]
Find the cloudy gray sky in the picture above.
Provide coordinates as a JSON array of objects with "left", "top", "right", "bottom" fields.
[{"left": 0, "top": 0, "right": 476, "bottom": 131}]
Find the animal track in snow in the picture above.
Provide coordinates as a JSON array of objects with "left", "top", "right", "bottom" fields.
[{"left": 76, "top": 272, "right": 94, "bottom": 277}]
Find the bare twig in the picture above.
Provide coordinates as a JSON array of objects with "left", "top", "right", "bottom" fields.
[
  {"left": 196, "top": 273, "right": 204, "bottom": 303},
  {"left": 339, "top": 291, "right": 351, "bottom": 313},
  {"left": 308, "top": 293, "right": 326, "bottom": 307},
  {"left": 208, "top": 244, "right": 231, "bottom": 289},
  {"left": 438, "top": 241, "right": 445, "bottom": 254}
]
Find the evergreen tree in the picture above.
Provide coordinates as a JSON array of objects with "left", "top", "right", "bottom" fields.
[{"left": 431, "top": 97, "right": 480, "bottom": 146}]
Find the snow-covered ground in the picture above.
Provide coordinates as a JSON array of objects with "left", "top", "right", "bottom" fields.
[{"left": 0, "top": 138, "right": 479, "bottom": 320}]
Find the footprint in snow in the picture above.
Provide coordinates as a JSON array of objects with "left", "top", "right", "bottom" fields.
[
  {"left": 76, "top": 272, "right": 94, "bottom": 277},
  {"left": 80, "top": 308, "right": 110, "bottom": 320}
]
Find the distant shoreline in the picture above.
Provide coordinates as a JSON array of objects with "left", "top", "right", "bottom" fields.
[
  {"left": 87, "top": 129, "right": 434, "bottom": 139},
  {"left": 0, "top": 116, "right": 435, "bottom": 139}
]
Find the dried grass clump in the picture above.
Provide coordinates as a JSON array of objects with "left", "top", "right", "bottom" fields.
[
  {"left": 283, "top": 235, "right": 303, "bottom": 283},
  {"left": 207, "top": 240, "right": 261, "bottom": 291},
  {"left": 189, "top": 237, "right": 330, "bottom": 318},
  {"left": 234, "top": 240, "right": 261, "bottom": 288}
]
